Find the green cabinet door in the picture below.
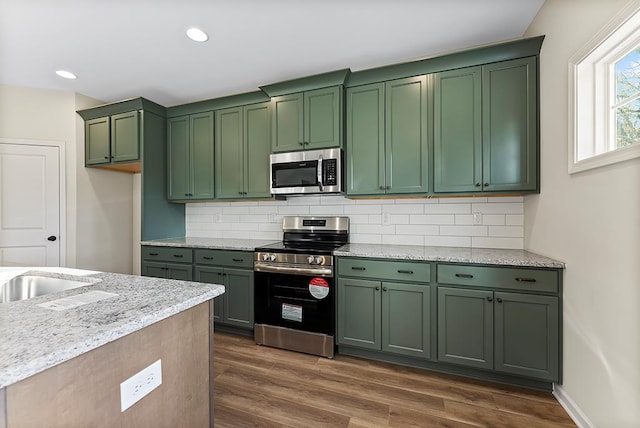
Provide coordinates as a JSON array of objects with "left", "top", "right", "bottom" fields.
[
  {"left": 244, "top": 102, "right": 272, "bottom": 198},
  {"left": 304, "top": 86, "right": 342, "bottom": 150},
  {"left": 167, "top": 116, "right": 190, "bottom": 200},
  {"left": 495, "top": 292, "right": 559, "bottom": 381},
  {"left": 482, "top": 57, "right": 537, "bottom": 192},
  {"left": 337, "top": 278, "right": 381, "bottom": 350},
  {"left": 85, "top": 117, "right": 111, "bottom": 165},
  {"left": 165, "top": 262, "right": 193, "bottom": 281},
  {"left": 195, "top": 266, "right": 225, "bottom": 323},
  {"left": 271, "top": 93, "right": 304, "bottom": 152},
  {"left": 215, "top": 107, "right": 244, "bottom": 199},
  {"left": 346, "top": 83, "right": 385, "bottom": 195},
  {"left": 437, "top": 287, "right": 493, "bottom": 370},
  {"left": 141, "top": 261, "right": 166, "bottom": 278},
  {"left": 223, "top": 268, "right": 254, "bottom": 328},
  {"left": 190, "top": 112, "right": 215, "bottom": 199},
  {"left": 382, "top": 282, "right": 431, "bottom": 359},
  {"left": 110, "top": 111, "right": 139, "bottom": 163},
  {"left": 385, "top": 76, "right": 429, "bottom": 194},
  {"left": 434, "top": 67, "right": 482, "bottom": 193}
]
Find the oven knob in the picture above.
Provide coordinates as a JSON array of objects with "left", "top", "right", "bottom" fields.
[
  {"left": 307, "top": 255, "right": 316, "bottom": 264},
  {"left": 261, "top": 253, "right": 269, "bottom": 262},
  {"left": 315, "top": 256, "right": 325, "bottom": 265},
  {"left": 269, "top": 254, "right": 277, "bottom": 262}
]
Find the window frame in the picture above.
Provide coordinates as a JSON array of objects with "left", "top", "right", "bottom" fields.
[{"left": 569, "top": 1, "right": 640, "bottom": 174}]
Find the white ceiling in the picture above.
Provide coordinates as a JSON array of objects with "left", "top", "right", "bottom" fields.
[{"left": 0, "top": 0, "right": 545, "bottom": 107}]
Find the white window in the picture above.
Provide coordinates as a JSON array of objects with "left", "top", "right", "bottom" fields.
[{"left": 569, "top": 2, "right": 640, "bottom": 173}]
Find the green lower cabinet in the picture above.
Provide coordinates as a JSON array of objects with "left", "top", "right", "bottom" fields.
[
  {"left": 337, "top": 278, "right": 431, "bottom": 358},
  {"left": 194, "top": 264, "right": 253, "bottom": 329},
  {"left": 382, "top": 282, "right": 431, "bottom": 359},
  {"left": 437, "top": 287, "right": 494, "bottom": 370},
  {"left": 337, "top": 278, "right": 381, "bottom": 350},
  {"left": 494, "top": 292, "right": 559, "bottom": 381},
  {"left": 437, "top": 287, "right": 560, "bottom": 381},
  {"left": 141, "top": 261, "right": 166, "bottom": 279}
]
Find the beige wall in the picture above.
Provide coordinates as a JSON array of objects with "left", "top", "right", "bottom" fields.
[
  {"left": 525, "top": 1, "right": 640, "bottom": 427},
  {"left": 0, "top": 85, "right": 134, "bottom": 274}
]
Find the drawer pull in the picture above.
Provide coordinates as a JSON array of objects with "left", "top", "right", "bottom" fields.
[
  {"left": 173, "top": 254, "right": 184, "bottom": 258},
  {"left": 149, "top": 252, "right": 159, "bottom": 256},
  {"left": 397, "top": 270, "right": 413, "bottom": 274},
  {"left": 351, "top": 267, "right": 366, "bottom": 271},
  {"left": 203, "top": 256, "right": 214, "bottom": 260},
  {"left": 232, "top": 258, "right": 244, "bottom": 262},
  {"left": 515, "top": 277, "right": 537, "bottom": 283},
  {"left": 455, "top": 273, "right": 474, "bottom": 279}
]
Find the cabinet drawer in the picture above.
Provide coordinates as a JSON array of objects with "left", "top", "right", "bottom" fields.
[
  {"left": 142, "top": 246, "right": 192, "bottom": 263},
  {"left": 194, "top": 249, "right": 253, "bottom": 269},
  {"left": 437, "top": 264, "right": 558, "bottom": 293},
  {"left": 338, "top": 258, "right": 430, "bottom": 283}
]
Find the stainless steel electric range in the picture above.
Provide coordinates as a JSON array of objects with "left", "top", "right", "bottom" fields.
[{"left": 254, "top": 216, "right": 349, "bottom": 358}]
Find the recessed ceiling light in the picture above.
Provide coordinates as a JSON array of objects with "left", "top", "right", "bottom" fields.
[
  {"left": 55, "top": 70, "right": 77, "bottom": 79},
  {"left": 186, "top": 27, "right": 208, "bottom": 42}
]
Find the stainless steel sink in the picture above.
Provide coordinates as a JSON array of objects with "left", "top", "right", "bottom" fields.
[{"left": 0, "top": 275, "right": 93, "bottom": 303}]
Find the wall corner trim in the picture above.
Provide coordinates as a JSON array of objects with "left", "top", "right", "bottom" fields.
[{"left": 553, "top": 384, "right": 595, "bottom": 428}]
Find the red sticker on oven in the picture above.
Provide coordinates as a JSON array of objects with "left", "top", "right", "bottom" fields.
[{"left": 309, "top": 277, "right": 330, "bottom": 300}]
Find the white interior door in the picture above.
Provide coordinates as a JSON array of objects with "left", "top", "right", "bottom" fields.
[{"left": 0, "top": 143, "right": 60, "bottom": 266}]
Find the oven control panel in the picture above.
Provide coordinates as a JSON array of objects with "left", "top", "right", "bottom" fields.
[{"left": 255, "top": 253, "right": 332, "bottom": 266}]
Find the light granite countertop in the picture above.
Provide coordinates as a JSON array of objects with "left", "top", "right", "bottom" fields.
[
  {"left": 0, "top": 267, "right": 224, "bottom": 389},
  {"left": 141, "top": 237, "right": 279, "bottom": 251},
  {"left": 333, "top": 244, "right": 565, "bottom": 269}
]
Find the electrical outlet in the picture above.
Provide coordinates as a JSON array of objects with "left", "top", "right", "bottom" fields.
[
  {"left": 473, "top": 212, "right": 483, "bottom": 225},
  {"left": 269, "top": 213, "right": 279, "bottom": 223},
  {"left": 212, "top": 213, "right": 220, "bottom": 223},
  {"left": 382, "top": 212, "right": 391, "bottom": 225},
  {"left": 120, "top": 360, "right": 162, "bottom": 412}
]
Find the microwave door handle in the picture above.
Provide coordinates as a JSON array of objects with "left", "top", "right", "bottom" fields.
[{"left": 317, "top": 155, "right": 324, "bottom": 191}]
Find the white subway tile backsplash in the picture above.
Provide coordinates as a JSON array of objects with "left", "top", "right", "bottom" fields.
[
  {"left": 482, "top": 215, "right": 506, "bottom": 226},
  {"left": 383, "top": 234, "right": 424, "bottom": 246},
  {"left": 382, "top": 204, "right": 424, "bottom": 214},
  {"left": 472, "top": 237, "right": 523, "bottom": 249},
  {"left": 410, "top": 214, "right": 455, "bottom": 225},
  {"left": 440, "top": 225, "right": 488, "bottom": 237},
  {"left": 424, "top": 204, "right": 471, "bottom": 214},
  {"left": 488, "top": 226, "right": 524, "bottom": 238},
  {"left": 396, "top": 224, "right": 439, "bottom": 235},
  {"left": 506, "top": 214, "right": 524, "bottom": 226},
  {"left": 185, "top": 195, "right": 524, "bottom": 249},
  {"left": 472, "top": 203, "right": 523, "bottom": 214},
  {"left": 424, "top": 236, "right": 472, "bottom": 247}
]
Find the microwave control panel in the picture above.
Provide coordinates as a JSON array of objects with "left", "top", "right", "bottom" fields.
[{"left": 324, "top": 159, "right": 338, "bottom": 185}]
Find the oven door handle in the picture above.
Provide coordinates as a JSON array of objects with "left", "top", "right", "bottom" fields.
[
  {"left": 317, "top": 154, "right": 324, "bottom": 192},
  {"left": 254, "top": 263, "right": 333, "bottom": 277}
]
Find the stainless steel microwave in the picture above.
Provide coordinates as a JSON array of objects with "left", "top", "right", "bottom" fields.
[{"left": 270, "top": 148, "right": 343, "bottom": 195}]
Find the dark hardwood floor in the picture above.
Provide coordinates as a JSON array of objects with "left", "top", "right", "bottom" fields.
[{"left": 213, "top": 332, "right": 575, "bottom": 427}]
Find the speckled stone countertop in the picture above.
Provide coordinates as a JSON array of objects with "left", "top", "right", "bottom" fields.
[
  {"left": 0, "top": 267, "right": 224, "bottom": 389},
  {"left": 334, "top": 244, "right": 565, "bottom": 269},
  {"left": 140, "top": 237, "right": 279, "bottom": 251}
]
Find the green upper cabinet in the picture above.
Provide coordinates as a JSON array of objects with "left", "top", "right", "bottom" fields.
[
  {"left": 271, "top": 86, "right": 343, "bottom": 153},
  {"left": 433, "top": 67, "right": 482, "bottom": 193},
  {"left": 215, "top": 102, "right": 271, "bottom": 199},
  {"left": 434, "top": 57, "right": 538, "bottom": 194},
  {"left": 167, "top": 112, "right": 215, "bottom": 200},
  {"left": 85, "top": 111, "right": 139, "bottom": 166},
  {"left": 346, "top": 76, "right": 429, "bottom": 196}
]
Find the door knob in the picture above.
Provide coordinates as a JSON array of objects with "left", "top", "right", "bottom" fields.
[{"left": 47, "top": 235, "right": 57, "bottom": 242}]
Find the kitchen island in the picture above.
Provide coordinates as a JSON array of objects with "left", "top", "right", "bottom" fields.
[{"left": 0, "top": 267, "right": 224, "bottom": 427}]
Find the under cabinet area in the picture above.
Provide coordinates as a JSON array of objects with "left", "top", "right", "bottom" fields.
[
  {"left": 337, "top": 258, "right": 432, "bottom": 359},
  {"left": 194, "top": 249, "right": 254, "bottom": 330}
]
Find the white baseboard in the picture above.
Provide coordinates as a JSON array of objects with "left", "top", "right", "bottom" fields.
[{"left": 553, "top": 384, "right": 595, "bottom": 428}]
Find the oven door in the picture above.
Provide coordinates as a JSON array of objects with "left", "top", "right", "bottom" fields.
[{"left": 255, "top": 270, "right": 334, "bottom": 336}]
